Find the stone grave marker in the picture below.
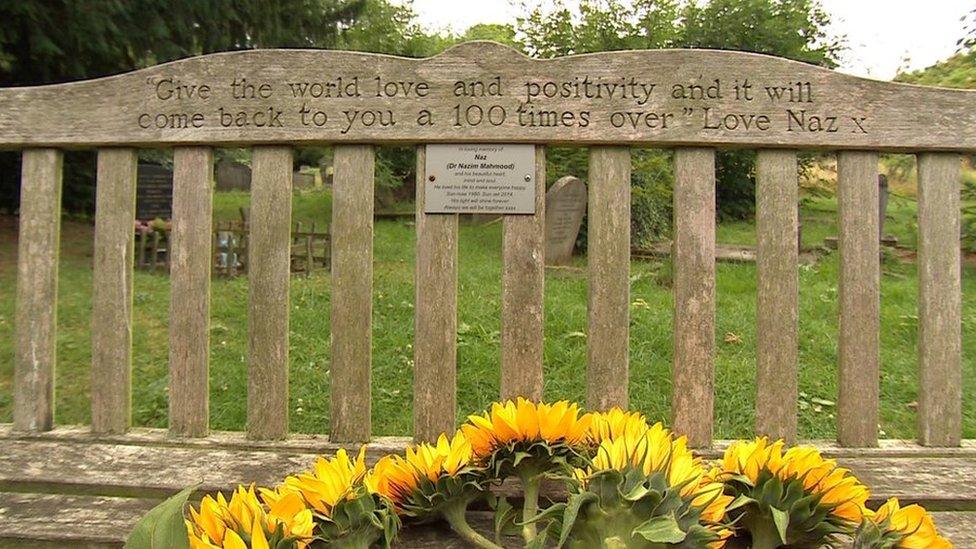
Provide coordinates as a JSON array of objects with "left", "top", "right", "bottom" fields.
[
  {"left": 136, "top": 163, "right": 173, "bottom": 220},
  {"left": 545, "top": 176, "right": 587, "bottom": 265},
  {"left": 216, "top": 159, "right": 252, "bottom": 191}
]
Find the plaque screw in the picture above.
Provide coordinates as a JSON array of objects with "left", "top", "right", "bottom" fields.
[
  {"left": 524, "top": 175, "right": 531, "bottom": 182},
  {"left": 428, "top": 175, "right": 436, "bottom": 182}
]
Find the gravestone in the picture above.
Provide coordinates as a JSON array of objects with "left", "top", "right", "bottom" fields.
[
  {"left": 216, "top": 159, "right": 251, "bottom": 190},
  {"left": 292, "top": 170, "right": 316, "bottom": 189},
  {"left": 136, "top": 163, "right": 173, "bottom": 220},
  {"left": 545, "top": 176, "right": 587, "bottom": 265}
]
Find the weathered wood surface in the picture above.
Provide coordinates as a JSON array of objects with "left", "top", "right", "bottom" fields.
[
  {"left": 0, "top": 494, "right": 523, "bottom": 548},
  {"left": 0, "top": 435, "right": 974, "bottom": 546},
  {"left": 247, "top": 147, "right": 293, "bottom": 440},
  {"left": 91, "top": 149, "right": 138, "bottom": 435},
  {"left": 414, "top": 146, "right": 458, "bottom": 442},
  {"left": 916, "top": 153, "right": 962, "bottom": 447},
  {"left": 2, "top": 43, "right": 976, "bottom": 151},
  {"left": 13, "top": 149, "right": 62, "bottom": 432},
  {"left": 0, "top": 492, "right": 972, "bottom": 547},
  {"left": 586, "top": 146, "right": 631, "bottom": 410},
  {"left": 6, "top": 425, "right": 976, "bottom": 458},
  {"left": 671, "top": 148, "right": 715, "bottom": 448},
  {"left": 330, "top": 145, "right": 375, "bottom": 442},
  {"left": 755, "top": 149, "right": 799, "bottom": 443},
  {"left": 500, "top": 146, "right": 545, "bottom": 401},
  {"left": 837, "top": 151, "right": 880, "bottom": 447},
  {"left": 1, "top": 436, "right": 974, "bottom": 505},
  {"left": 168, "top": 147, "right": 214, "bottom": 438}
]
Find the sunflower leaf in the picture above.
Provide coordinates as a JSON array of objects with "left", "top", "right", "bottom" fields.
[
  {"left": 124, "top": 484, "right": 198, "bottom": 549},
  {"left": 726, "top": 493, "right": 756, "bottom": 513},
  {"left": 771, "top": 506, "right": 790, "bottom": 544},
  {"left": 557, "top": 492, "right": 597, "bottom": 548},
  {"left": 633, "top": 513, "right": 687, "bottom": 544}
]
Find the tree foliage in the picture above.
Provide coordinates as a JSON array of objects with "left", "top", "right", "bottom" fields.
[
  {"left": 517, "top": 0, "right": 841, "bottom": 239},
  {"left": 0, "top": 0, "right": 367, "bottom": 214}
]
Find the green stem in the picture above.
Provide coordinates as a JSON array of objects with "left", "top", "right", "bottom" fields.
[
  {"left": 520, "top": 470, "right": 541, "bottom": 544},
  {"left": 441, "top": 498, "right": 504, "bottom": 549},
  {"left": 747, "top": 516, "right": 783, "bottom": 549}
]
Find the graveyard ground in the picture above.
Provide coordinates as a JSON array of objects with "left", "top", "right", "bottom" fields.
[{"left": 0, "top": 189, "right": 974, "bottom": 441}]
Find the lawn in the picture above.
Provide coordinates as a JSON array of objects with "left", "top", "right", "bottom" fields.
[{"left": 0, "top": 188, "right": 974, "bottom": 441}]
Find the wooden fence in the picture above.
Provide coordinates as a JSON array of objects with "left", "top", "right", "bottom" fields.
[
  {"left": 134, "top": 221, "right": 330, "bottom": 276},
  {"left": 0, "top": 43, "right": 973, "bottom": 544}
]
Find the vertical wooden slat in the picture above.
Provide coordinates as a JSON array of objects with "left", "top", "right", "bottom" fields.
[
  {"left": 414, "top": 146, "right": 458, "bottom": 443},
  {"left": 672, "top": 148, "right": 715, "bottom": 448},
  {"left": 501, "top": 146, "right": 546, "bottom": 401},
  {"left": 330, "top": 145, "right": 375, "bottom": 443},
  {"left": 837, "top": 151, "right": 880, "bottom": 447},
  {"left": 755, "top": 150, "right": 799, "bottom": 443},
  {"left": 91, "top": 149, "right": 137, "bottom": 434},
  {"left": 14, "top": 149, "right": 63, "bottom": 432},
  {"left": 247, "top": 146, "right": 293, "bottom": 440},
  {"left": 917, "top": 153, "right": 962, "bottom": 446},
  {"left": 586, "top": 146, "right": 631, "bottom": 411},
  {"left": 168, "top": 147, "right": 213, "bottom": 437}
]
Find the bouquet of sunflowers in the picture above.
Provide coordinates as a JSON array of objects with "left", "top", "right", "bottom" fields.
[{"left": 126, "top": 399, "right": 952, "bottom": 549}]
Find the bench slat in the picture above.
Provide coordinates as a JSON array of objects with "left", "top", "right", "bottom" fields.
[
  {"left": 414, "top": 146, "right": 458, "bottom": 443},
  {"left": 169, "top": 147, "right": 214, "bottom": 438},
  {"left": 755, "top": 150, "right": 799, "bottom": 443},
  {"left": 247, "top": 146, "right": 293, "bottom": 440},
  {"left": 500, "top": 146, "right": 546, "bottom": 401},
  {"left": 672, "top": 148, "right": 716, "bottom": 447},
  {"left": 837, "top": 151, "right": 880, "bottom": 447},
  {"left": 917, "top": 153, "right": 963, "bottom": 446},
  {"left": 586, "top": 146, "right": 631, "bottom": 411},
  {"left": 14, "top": 149, "right": 63, "bottom": 433},
  {"left": 0, "top": 493, "right": 524, "bottom": 548},
  {"left": 330, "top": 145, "right": 375, "bottom": 442},
  {"left": 91, "top": 149, "right": 138, "bottom": 435},
  {"left": 1, "top": 491, "right": 970, "bottom": 548}
]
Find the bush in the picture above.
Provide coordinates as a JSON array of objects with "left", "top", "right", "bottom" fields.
[{"left": 963, "top": 173, "right": 976, "bottom": 252}]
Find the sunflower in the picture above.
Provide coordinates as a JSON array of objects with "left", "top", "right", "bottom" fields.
[
  {"left": 719, "top": 437, "right": 871, "bottom": 547},
  {"left": 269, "top": 447, "right": 367, "bottom": 516},
  {"left": 365, "top": 432, "right": 498, "bottom": 548},
  {"left": 563, "top": 423, "right": 732, "bottom": 548},
  {"left": 853, "top": 498, "right": 952, "bottom": 548},
  {"left": 262, "top": 447, "right": 398, "bottom": 549},
  {"left": 460, "top": 398, "right": 592, "bottom": 460},
  {"left": 587, "top": 407, "right": 651, "bottom": 445},
  {"left": 186, "top": 485, "right": 313, "bottom": 549},
  {"left": 459, "top": 399, "right": 593, "bottom": 544},
  {"left": 365, "top": 431, "right": 477, "bottom": 511}
]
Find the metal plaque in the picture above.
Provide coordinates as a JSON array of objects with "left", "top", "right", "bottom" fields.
[{"left": 424, "top": 144, "right": 536, "bottom": 214}]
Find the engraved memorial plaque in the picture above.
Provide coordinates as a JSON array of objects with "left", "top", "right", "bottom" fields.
[{"left": 424, "top": 144, "right": 536, "bottom": 214}]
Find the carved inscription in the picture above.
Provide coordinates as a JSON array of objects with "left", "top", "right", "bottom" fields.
[
  {"left": 6, "top": 44, "right": 976, "bottom": 148},
  {"left": 137, "top": 70, "right": 869, "bottom": 137}
]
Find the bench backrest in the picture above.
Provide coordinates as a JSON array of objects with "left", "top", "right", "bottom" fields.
[{"left": 3, "top": 42, "right": 968, "bottom": 447}]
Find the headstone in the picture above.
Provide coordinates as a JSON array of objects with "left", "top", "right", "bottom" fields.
[
  {"left": 136, "top": 163, "right": 173, "bottom": 220},
  {"left": 293, "top": 171, "right": 315, "bottom": 189},
  {"left": 216, "top": 159, "right": 252, "bottom": 191},
  {"left": 545, "top": 176, "right": 587, "bottom": 265},
  {"left": 878, "top": 174, "right": 889, "bottom": 239}
]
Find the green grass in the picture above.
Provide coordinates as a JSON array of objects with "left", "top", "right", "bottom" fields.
[
  {"left": 0, "top": 190, "right": 974, "bottom": 441},
  {"left": 715, "top": 194, "right": 922, "bottom": 249}
]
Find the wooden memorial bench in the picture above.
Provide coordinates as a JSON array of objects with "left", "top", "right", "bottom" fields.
[{"left": 1, "top": 42, "right": 973, "bottom": 546}]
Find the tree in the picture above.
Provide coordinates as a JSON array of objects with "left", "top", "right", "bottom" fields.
[
  {"left": 0, "top": 0, "right": 367, "bottom": 214},
  {"left": 516, "top": 0, "right": 842, "bottom": 240}
]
